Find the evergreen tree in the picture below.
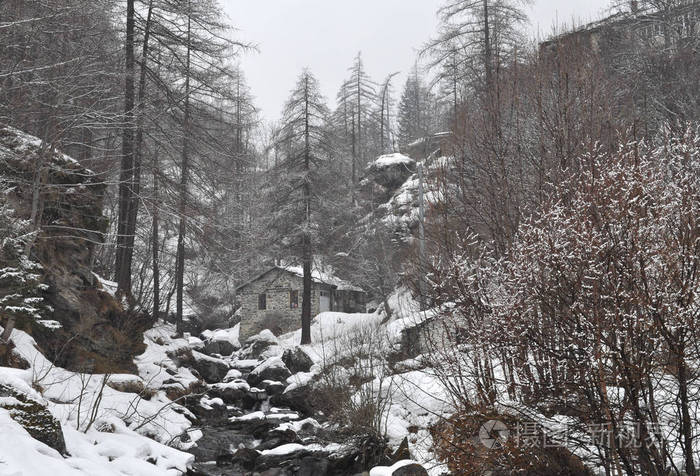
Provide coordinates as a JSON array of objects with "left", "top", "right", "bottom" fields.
[
  {"left": 270, "top": 70, "right": 331, "bottom": 344},
  {"left": 338, "top": 53, "right": 378, "bottom": 187},
  {"left": 397, "top": 68, "right": 437, "bottom": 148},
  {"left": 377, "top": 72, "right": 400, "bottom": 154}
]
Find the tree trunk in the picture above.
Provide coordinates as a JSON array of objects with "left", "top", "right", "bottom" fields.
[
  {"left": 482, "top": 0, "right": 493, "bottom": 89},
  {"left": 677, "top": 349, "right": 696, "bottom": 476},
  {"left": 300, "top": 74, "right": 312, "bottom": 345},
  {"left": 356, "top": 67, "right": 362, "bottom": 172},
  {"left": 175, "top": 4, "right": 192, "bottom": 336},
  {"left": 151, "top": 146, "right": 160, "bottom": 320},
  {"left": 124, "top": 0, "right": 154, "bottom": 301},
  {"left": 115, "top": 0, "right": 136, "bottom": 299}
]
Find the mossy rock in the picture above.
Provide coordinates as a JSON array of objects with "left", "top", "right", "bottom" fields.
[{"left": 0, "top": 383, "right": 67, "bottom": 455}]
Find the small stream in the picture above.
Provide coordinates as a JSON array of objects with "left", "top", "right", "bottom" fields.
[{"left": 180, "top": 344, "right": 375, "bottom": 476}]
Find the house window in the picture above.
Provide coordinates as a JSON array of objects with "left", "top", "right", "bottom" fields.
[
  {"left": 290, "top": 290, "right": 299, "bottom": 309},
  {"left": 258, "top": 293, "right": 267, "bottom": 310}
]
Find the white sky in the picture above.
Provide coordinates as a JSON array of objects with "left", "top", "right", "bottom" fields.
[{"left": 224, "top": 0, "right": 613, "bottom": 123}]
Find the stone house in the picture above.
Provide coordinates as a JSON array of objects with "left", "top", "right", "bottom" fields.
[
  {"left": 539, "top": 1, "right": 699, "bottom": 56},
  {"left": 236, "top": 266, "right": 366, "bottom": 340}
]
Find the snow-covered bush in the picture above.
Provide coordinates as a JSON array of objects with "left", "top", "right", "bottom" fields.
[
  {"left": 426, "top": 125, "right": 700, "bottom": 475},
  {"left": 316, "top": 321, "right": 393, "bottom": 439}
]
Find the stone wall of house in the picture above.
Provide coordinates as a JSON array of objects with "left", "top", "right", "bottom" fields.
[{"left": 238, "top": 269, "right": 325, "bottom": 340}]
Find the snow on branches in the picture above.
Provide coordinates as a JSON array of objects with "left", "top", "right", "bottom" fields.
[
  {"left": 0, "top": 198, "right": 55, "bottom": 341},
  {"left": 427, "top": 125, "right": 700, "bottom": 474}
]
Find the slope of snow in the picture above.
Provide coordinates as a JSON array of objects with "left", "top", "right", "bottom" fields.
[
  {"left": 0, "top": 323, "right": 197, "bottom": 475},
  {"left": 272, "top": 294, "right": 450, "bottom": 474},
  {"left": 278, "top": 311, "right": 383, "bottom": 364},
  {"left": 0, "top": 410, "right": 192, "bottom": 476}
]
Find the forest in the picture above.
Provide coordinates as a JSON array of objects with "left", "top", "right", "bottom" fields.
[{"left": 0, "top": 0, "right": 699, "bottom": 475}]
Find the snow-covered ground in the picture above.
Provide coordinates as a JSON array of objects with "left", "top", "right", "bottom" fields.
[
  {"left": 0, "top": 286, "right": 449, "bottom": 475},
  {"left": 272, "top": 289, "right": 452, "bottom": 475},
  {"left": 0, "top": 324, "right": 198, "bottom": 476}
]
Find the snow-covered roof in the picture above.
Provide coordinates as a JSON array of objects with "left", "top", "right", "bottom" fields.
[
  {"left": 280, "top": 265, "right": 363, "bottom": 292},
  {"left": 236, "top": 265, "right": 364, "bottom": 293}
]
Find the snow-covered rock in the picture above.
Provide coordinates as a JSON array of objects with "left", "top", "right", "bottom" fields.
[
  {"left": 223, "top": 368, "right": 243, "bottom": 382},
  {"left": 0, "top": 380, "right": 66, "bottom": 455},
  {"left": 240, "top": 329, "right": 280, "bottom": 359},
  {"left": 200, "top": 324, "right": 240, "bottom": 356},
  {"left": 0, "top": 326, "right": 197, "bottom": 475},
  {"left": 247, "top": 357, "right": 291, "bottom": 387},
  {"left": 366, "top": 153, "right": 416, "bottom": 189},
  {"left": 245, "top": 329, "right": 278, "bottom": 345},
  {"left": 370, "top": 460, "right": 429, "bottom": 476},
  {"left": 209, "top": 380, "right": 250, "bottom": 404},
  {"left": 281, "top": 346, "right": 314, "bottom": 374},
  {"left": 191, "top": 350, "right": 230, "bottom": 383},
  {"left": 107, "top": 374, "right": 147, "bottom": 395}
]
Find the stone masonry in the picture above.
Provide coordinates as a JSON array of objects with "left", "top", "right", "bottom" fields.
[{"left": 238, "top": 268, "right": 331, "bottom": 341}]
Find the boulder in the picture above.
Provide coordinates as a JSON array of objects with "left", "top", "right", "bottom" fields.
[
  {"left": 0, "top": 383, "right": 66, "bottom": 455},
  {"left": 246, "top": 329, "right": 278, "bottom": 345},
  {"left": 328, "top": 434, "right": 390, "bottom": 474},
  {"left": 256, "top": 427, "right": 298, "bottom": 450},
  {"left": 230, "top": 447, "right": 260, "bottom": 470},
  {"left": 260, "top": 380, "right": 286, "bottom": 396},
  {"left": 214, "top": 339, "right": 237, "bottom": 356},
  {"left": 230, "top": 358, "right": 259, "bottom": 372},
  {"left": 282, "top": 347, "right": 314, "bottom": 374},
  {"left": 107, "top": 374, "right": 146, "bottom": 395},
  {"left": 240, "top": 329, "right": 279, "bottom": 359},
  {"left": 297, "top": 456, "right": 330, "bottom": 476},
  {"left": 201, "top": 326, "right": 240, "bottom": 356},
  {"left": 270, "top": 385, "right": 316, "bottom": 417},
  {"left": 202, "top": 340, "right": 222, "bottom": 355},
  {"left": 247, "top": 357, "right": 291, "bottom": 387},
  {"left": 191, "top": 350, "right": 229, "bottom": 383},
  {"left": 365, "top": 153, "right": 416, "bottom": 190},
  {"left": 209, "top": 380, "right": 249, "bottom": 404},
  {"left": 392, "top": 462, "right": 429, "bottom": 476},
  {"left": 223, "top": 368, "right": 243, "bottom": 382}
]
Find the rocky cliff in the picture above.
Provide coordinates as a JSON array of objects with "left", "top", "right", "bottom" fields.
[{"left": 0, "top": 125, "right": 151, "bottom": 373}]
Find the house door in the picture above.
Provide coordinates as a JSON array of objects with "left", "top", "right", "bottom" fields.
[{"left": 319, "top": 290, "right": 331, "bottom": 312}]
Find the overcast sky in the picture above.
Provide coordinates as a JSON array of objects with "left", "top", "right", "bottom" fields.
[{"left": 224, "top": 0, "right": 612, "bottom": 123}]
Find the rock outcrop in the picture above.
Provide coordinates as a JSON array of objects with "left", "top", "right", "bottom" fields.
[
  {"left": 281, "top": 346, "right": 313, "bottom": 374},
  {"left": 0, "top": 125, "right": 152, "bottom": 373},
  {"left": 0, "top": 383, "right": 66, "bottom": 455}
]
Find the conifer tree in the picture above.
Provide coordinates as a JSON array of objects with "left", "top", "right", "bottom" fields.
[
  {"left": 270, "top": 70, "right": 330, "bottom": 344},
  {"left": 397, "top": 68, "right": 437, "bottom": 148},
  {"left": 338, "top": 53, "right": 378, "bottom": 187}
]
